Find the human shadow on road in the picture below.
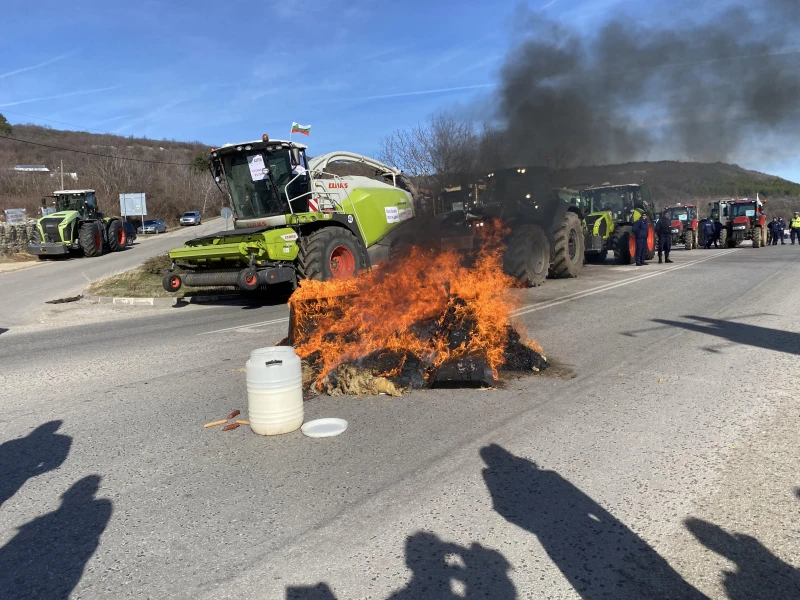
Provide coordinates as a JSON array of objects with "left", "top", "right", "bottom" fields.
[
  {"left": 481, "top": 443, "right": 707, "bottom": 599},
  {"left": 686, "top": 517, "right": 800, "bottom": 599},
  {"left": 0, "top": 420, "right": 71, "bottom": 507},
  {"left": 652, "top": 315, "right": 800, "bottom": 356},
  {"left": 286, "top": 531, "right": 516, "bottom": 599},
  {"left": 0, "top": 327, "right": 7, "bottom": 335},
  {"left": 0, "top": 475, "right": 112, "bottom": 599}
]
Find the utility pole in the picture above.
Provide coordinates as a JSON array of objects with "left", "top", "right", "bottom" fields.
[{"left": 60, "top": 159, "right": 64, "bottom": 189}]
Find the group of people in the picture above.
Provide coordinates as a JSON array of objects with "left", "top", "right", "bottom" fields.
[
  {"left": 767, "top": 213, "right": 800, "bottom": 245},
  {"left": 631, "top": 211, "right": 800, "bottom": 266}
]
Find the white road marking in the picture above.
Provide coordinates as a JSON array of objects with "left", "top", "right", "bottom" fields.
[
  {"left": 199, "top": 316, "right": 290, "bottom": 336},
  {"left": 512, "top": 250, "right": 738, "bottom": 317}
]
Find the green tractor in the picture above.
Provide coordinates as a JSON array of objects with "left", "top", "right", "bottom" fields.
[
  {"left": 581, "top": 182, "right": 657, "bottom": 264},
  {"left": 163, "top": 136, "right": 417, "bottom": 292},
  {"left": 27, "top": 189, "right": 128, "bottom": 258}
]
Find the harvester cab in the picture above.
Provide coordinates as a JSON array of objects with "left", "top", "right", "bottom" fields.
[
  {"left": 662, "top": 204, "right": 699, "bottom": 250},
  {"left": 27, "top": 189, "right": 127, "bottom": 258},
  {"left": 581, "top": 182, "right": 656, "bottom": 264},
  {"left": 724, "top": 197, "right": 767, "bottom": 248},
  {"left": 165, "top": 138, "right": 416, "bottom": 292}
]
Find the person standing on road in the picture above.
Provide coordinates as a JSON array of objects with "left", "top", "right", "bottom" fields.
[
  {"left": 632, "top": 213, "right": 650, "bottom": 266},
  {"left": 777, "top": 217, "right": 787, "bottom": 245},
  {"left": 655, "top": 210, "right": 673, "bottom": 264},
  {"left": 702, "top": 219, "right": 716, "bottom": 249},
  {"left": 713, "top": 219, "right": 722, "bottom": 248},
  {"left": 769, "top": 217, "right": 779, "bottom": 246},
  {"left": 791, "top": 212, "right": 800, "bottom": 245}
]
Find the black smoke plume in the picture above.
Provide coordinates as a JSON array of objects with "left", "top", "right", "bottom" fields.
[{"left": 498, "top": 0, "right": 800, "bottom": 167}]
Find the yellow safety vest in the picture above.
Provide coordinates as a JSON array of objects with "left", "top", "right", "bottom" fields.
[{"left": 791, "top": 216, "right": 800, "bottom": 229}]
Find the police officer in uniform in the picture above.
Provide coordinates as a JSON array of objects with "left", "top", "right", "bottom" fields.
[
  {"left": 791, "top": 212, "right": 800, "bottom": 245},
  {"left": 655, "top": 210, "right": 672, "bottom": 263},
  {"left": 632, "top": 212, "right": 650, "bottom": 266}
]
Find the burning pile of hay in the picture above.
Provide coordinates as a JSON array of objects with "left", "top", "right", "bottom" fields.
[{"left": 286, "top": 223, "right": 547, "bottom": 396}]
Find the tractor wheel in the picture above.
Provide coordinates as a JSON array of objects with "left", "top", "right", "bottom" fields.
[
  {"left": 549, "top": 212, "right": 584, "bottom": 278},
  {"left": 752, "top": 227, "right": 761, "bottom": 248},
  {"left": 107, "top": 219, "right": 126, "bottom": 252},
  {"left": 585, "top": 249, "right": 608, "bottom": 264},
  {"left": 162, "top": 273, "right": 182, "bottom": 293},
  {"left": 719, "top": 228, "right": 728, "bottom": 249},
  {"left": 684, "top": 231, "right": 692, "bottom": 251},
  {"left": 697, "top": 223, "right": 705, "bottom": 248},
  {"left": 237, "top": 269, "right": 260, "bottom": 291},
  {"left": 762, "top": 226, "right": 769, "bottom": 247},
  {"left": 79, "top": 222, "right": 103, "bottom": 257},
  {"left": 645, "top": 223, "right": 656, "bottom": 260},
  {"left": 692, "top": 229, "right": 699, "bottom": 249},
  {"left": 504, "top": 224, "right": 550, "bottom": 287},
  {"left": 611, "top": 225, "right": 634, "bottom": 264},
  {"left": 297, "top": 226, "right": 366, "bottom": 281}
]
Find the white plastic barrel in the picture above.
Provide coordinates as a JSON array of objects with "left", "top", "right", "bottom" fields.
[{"left": 246, "top": 346, "right": 304, "bottom": 435}]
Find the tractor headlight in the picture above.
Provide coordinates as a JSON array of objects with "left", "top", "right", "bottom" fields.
[{"left": 671, "top": 228, "right": 679, "bottom": 233}]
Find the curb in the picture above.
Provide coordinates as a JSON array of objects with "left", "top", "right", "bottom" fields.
[{"left": 81, "top": 293, "right": 244, "bottom": 307}]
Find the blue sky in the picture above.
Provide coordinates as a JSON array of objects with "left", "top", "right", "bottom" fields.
[{"left": 1, "top": 0, "right": 798, "bottom": 182}]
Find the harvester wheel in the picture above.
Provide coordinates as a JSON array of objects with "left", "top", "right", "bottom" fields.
[
  {"left": 611, "top": 225, "right": 634, "bottom": 264},
  {"left": 297, "top": 227, "right": 366, "bottom": 281},
  {"left": 107, "top": 219, "right": 126, "bottom": 252},
  {"left": 645, "top": 223, "right": 656, "bottom": 260},
  {"left": 237, "top": 269, "right": 260, "bottom": 291},
  {"left": 549, "top": 212, "right": 584, "bottom": 278},
  {"left": 79, "top": 222, "right": 103, "bottom": 257},
  {"left": 752, "top": 227, "right": 761, "bottom": 248},
  {"left": 503, "top": 224, "right": 550, "bottom": 287},
  {"left": 162, "top": 273, "right": 182, "bottom": 293}
]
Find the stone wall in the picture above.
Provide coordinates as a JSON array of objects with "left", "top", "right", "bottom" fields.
[{"left": 0, "top": 222, "right": 37, "bottom": 254}]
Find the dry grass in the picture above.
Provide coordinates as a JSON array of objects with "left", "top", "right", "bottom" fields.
[
  {"left": 0, "top": 252, "right": 37, "bottom": 264},
  {"left": 86, "top": 268, "right": 176, "bottom": 298}
]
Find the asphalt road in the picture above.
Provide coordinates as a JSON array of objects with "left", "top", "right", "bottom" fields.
[
  {"left": 1, "top": 245, "right": 798, "bottom": 599},
  {"left": 0, "top": 218, "right": 224, "bottom": 329}
]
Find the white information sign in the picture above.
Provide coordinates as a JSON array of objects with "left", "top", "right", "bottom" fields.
[
  {"left": 678, "top": 214, "right": 687, "bottom": 221},
  {"left": 745, "top": 209, "right": 755, "bottom": 217},
  {"left": 452, "top": 202, "right": 464, "bottom": 211},
  {"left": 4, "top": 208, "right": 27, "bottom": 224},
  {"left": 385, "top": 206, "right": 400, "bottom": 223},
  {"left": 120, "top": 193, "right": 147, "bottom": 217}
]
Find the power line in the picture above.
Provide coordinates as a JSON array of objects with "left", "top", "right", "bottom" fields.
[{"left": 0, "top": 134, "right": 195, "bottom": 166}]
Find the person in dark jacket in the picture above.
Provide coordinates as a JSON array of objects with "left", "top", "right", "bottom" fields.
[
  {"left": 702, "top": 219, "right": 716, "bottom": 249},
  {"left": 777, "top": 217, "right": 786, "bottom": 244},
  {"left": 713, "top": 219, "right": 722, "bottom": 248},
  {"left": 769, "top": 217, "right": 779, "bottom": 245},
  {"left": 655, "top": 210, "right": 673, "bottom": 263},
  {"left": 632, "top": 213, "right": 650, "bottom": 266}
]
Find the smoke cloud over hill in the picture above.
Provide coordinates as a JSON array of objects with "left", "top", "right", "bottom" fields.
[{"left": 498, "top": 0, "right": 800, "bottom": 167}]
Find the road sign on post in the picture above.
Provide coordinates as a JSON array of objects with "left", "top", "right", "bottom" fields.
[
  {"left": 3, "top": 208, "right": 27, "bottom": 224},
  {"left": 120, "top": 193, "right": 147, "bottom": 219},
  {"left": 221, "top": 207, "right": 232, "bottom": 230}
]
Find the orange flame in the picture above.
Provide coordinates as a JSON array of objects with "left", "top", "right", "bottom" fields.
[{"left": 288, "top": 221, "right": 538, "bottom": 386}]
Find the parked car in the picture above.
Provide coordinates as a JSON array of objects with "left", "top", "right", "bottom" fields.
[
  {"left": 123, "top": 221, "right": 137, "bottom": 246},
  {"left": 138, "top": 219, "right": 167, "bottom": 234},
  {"left": 180, "top": 211, "right": 202, "bottom": 226}
]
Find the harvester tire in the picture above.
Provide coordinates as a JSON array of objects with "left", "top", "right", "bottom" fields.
[
  {"left": 162, "top": 273, "right": 182, "bottom": 293},
  {"left": 645, "top": 223, "right": 656, "bottom": 260},
  {"left": 752, "top": 228, "right": 761, "bottom": 248},
  {"left": 611, "top": 225, "right": 634, "bottom": 264},
  {"left": 107, "top": 219, "right": 125, "bottom": 252},
  {"left": 504, "top": 224, "right": 550, "bottom": 287},
  {"left": 237, "top": 269, "right": 260, "bottom": 291},
  {"left": 549, "top": 212, "right": 584, "bottom": 278},
  {"left": 297, "top": 226, "right": 366, "bottom": 281},
  {"left": 80, "top": 222, "right": 103, "bottom": 257}
]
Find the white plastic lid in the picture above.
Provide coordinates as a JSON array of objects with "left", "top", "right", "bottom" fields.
[{"left": 301, "top": 418, "right": 348, "bottom": 438}]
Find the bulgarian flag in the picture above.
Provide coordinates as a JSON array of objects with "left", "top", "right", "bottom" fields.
[{"left": 291, "top": 122, "right": 311, "bottom": 136}]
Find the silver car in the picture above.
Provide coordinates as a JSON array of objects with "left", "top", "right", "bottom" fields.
[
  {"left": 138, "top": 219, "right": 167, "bottom": 234},
  {"left": 180, "top": 211, "right": 202, "bottom": 226}
]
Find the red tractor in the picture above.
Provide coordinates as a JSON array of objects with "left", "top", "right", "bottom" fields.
[
  {"left": 725, "top": 197, "right": 767, "bottom": 248},
  {"left": 663, "top": 204, "right": 698, "bottom": 250}
]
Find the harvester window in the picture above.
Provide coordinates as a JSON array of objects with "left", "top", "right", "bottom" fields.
[{"left": 225, "top": 154, "right": 285, "bottom": 219}]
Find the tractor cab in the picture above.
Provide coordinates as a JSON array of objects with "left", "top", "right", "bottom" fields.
[{"left": 47, "top": 190, "right": 100, "bottom": 219}]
